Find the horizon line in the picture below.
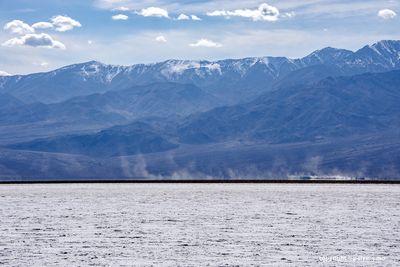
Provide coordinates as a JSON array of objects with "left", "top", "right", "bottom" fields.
[{"left": 2, "top": 39, "right": 398, "bottom": 77}]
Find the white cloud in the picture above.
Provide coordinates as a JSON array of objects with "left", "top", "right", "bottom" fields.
[
  {"left": 88, "top": 40, "right": 93, "bottom": 45},
  {"left": 177, "top": 14, "right": 201, "bottom": 21},
  {"left": 206, "top": 3, "right": 280, "bottom": 21},
  {"left": 137, "top": 7, "right": 169, "bottom": 18},
  {"left": 191, "top": 15, "right": 201, "bottom": 21},
  {"left": 51, "top": 15, "right": 81, "bottom": 32},
  {"left": 189, "top": 38, "right": 222, "bottom": 48},
  {"left": 0, "top": 70, "right": 11, "bottom": 76},
  {"left": 94, "top": 0, "right": 132, "bottom": 10},
  {"left": 2, "top": 33, "right": 66, "bottom": 49},
  {"left": 32, "top": 22, "right": 54, "bottom": 29},
  {"left": 4, "top": 20, "right": 35, "bottom": 35},
  {"left": 282, "top": 12, "right": 295, "bottom": 18},
  {"left": 207, "top": 10, "right": 228, "bottom": 17},
  {"left": 112, "top": 6, "right": 130, "bottom": 11},
  {"left": 112, "top": 14, "right": 129, "bottom": 20},
  {"left": 93, "top": 0, "right": 392, "bottom": 20},
  {"left": 378, "top": 9, "right": 397, "bottom": 19},
  {"left": 177, "top": 14, "right": 190, "bottom": 20},
  {"left": 155, "top": 35, "right": 167, "bottom": 43}
]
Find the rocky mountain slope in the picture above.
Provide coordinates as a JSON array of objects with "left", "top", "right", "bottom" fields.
[{"left": 1, "top": 40, "right": 399, "bottom": 104}]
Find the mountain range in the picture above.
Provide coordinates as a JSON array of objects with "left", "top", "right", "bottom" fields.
[
  {"left": 2, "top": 40, "right": 400, "bottom": 104},
  {"left": 0, "top": 40, "right": 399, "bottom": 180}
]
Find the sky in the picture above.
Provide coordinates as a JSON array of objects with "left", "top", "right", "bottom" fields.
[{"left": 0, "top": 0, "right": 399, "bottom": 75}]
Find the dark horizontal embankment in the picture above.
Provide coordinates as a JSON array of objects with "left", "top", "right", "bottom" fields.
[{"left": 0, "top": 179, "right": 399, "bottom": 184}]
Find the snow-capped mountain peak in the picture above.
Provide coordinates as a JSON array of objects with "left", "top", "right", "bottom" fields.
[
  {"left": 1, "top": 40, "right": 400, "bottom": 104},
  {"left": 0, "top": 71, "right": 11, "bottom": 76}
]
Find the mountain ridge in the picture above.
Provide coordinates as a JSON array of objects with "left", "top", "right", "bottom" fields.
[
  {"left": 4, "top": 40, "right": 399, "bottom": 77},
  {"left": 1, "top": 40, "right": 400, "bottom": 179},
  {"left": 10, "top": 69, "right": 400, "bottom": 157},
  {"left": 1, "top": 40, "right": 400, "bottom": 104}
]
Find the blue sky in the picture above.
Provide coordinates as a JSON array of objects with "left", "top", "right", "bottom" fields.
[{"left": 0, "top": 0, "right": 399, "bottom": 74}]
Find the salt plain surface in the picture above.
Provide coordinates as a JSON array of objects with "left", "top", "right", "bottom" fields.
[{"left": 0, "top": 183, "right": 399, "bottom": 266}]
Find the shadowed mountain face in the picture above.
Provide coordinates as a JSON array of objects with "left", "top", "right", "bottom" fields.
[
  {"left": 1, "top": 40, "right": 400, "bottom": 180},
  {"left": 10, "top": 70, "right": 400, "bottom": 158},
  {"left": 1, "top": 40, "right": 400, "bottom": 104},
  {"left": 8, "top": 121, "right": 178, "bottom": 157},
  {"left": 179, "top": 70, "right": 400, "bottom": 144},
  {"left": 0, "top": 83, "right": 218, "bottom": 127},
  {"left": 0, "top": 94, "right": 24, "bottom": 111}
]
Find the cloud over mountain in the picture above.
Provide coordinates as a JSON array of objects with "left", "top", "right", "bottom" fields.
[
  {"left": 4, "top": 16, "right": 81, "bottom": 36},
  {"left": 189, "top": 38, "right": 222, "bottom": 48},
  {"left": 2, "top": 33, "right": 66, "bottom": 49},
  {"left": 207, "top": 3, "right": 280, "bottom": 22},
  {"left": 177, "top": 14, "right": 201, "bottom": 21},
  {"left": 155, "top": 35, "right": 167, "bottom": 43},
  {"left": 1, "top": 16, "right": 81, "bottom": 51},
  {"left": 378, "top": 9, "right": 397, "bottom": 19},
  {"left": 32, "top": 22, "right": 54, "bottom": 29},
  {"left": 112, "top": 6, "right": 130, "bottom": 11},
  {"left": 191, "top": 15, "right": 201, "bottom": 21},
  {"left": 137, "top": 7, "right": 169, "bottom": 18},
  {"left": 51, "top": 15, "right": 82, "bottom": 32},
  {"left": 4, "top": 20, "right": 35, "bottom": 34},
  {"left": 112, "top": 14, "right": 129, "bottom": 20},
  {"left": 177, "top": 14, "right": 190, "bottom": 20}
]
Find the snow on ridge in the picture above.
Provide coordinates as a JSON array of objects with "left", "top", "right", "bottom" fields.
[
  {"left": 160, "top": 60, "right": 222, "bottom": 78},
  {"left": 105, "top": 66, "right": 125, "bottom": 83},
  {"left": 369, "top": 44, "right": 383, "bottom": 56},
  {"left": 226, "top": 58, "right": 263, "bottom": 76},
  {"left": 167, "top": 61, "right": 201, "bottom": 74},
  {"left": 78, "top": 62, "right": 126, "bottom": 83},
  {"left": 373, "top": 41, "right": 400, "bottom": 61},
  {"left": 360, "top": 41, "right": 400, "bottom": 67},
  {"left": 0, "top": 71, "right": 11, "bottom": 76},
  {"left": 5, "top": 40, "right": 400, "bottom": 84},
  {"left": 202, "top": 63, "right": 222, "bottom": 74},
  {"left": 79, "top": 63, "right": 100, "bottom": 81},
  {"left": 161, "top": 57, "right": 295, "bottom": 78}
]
